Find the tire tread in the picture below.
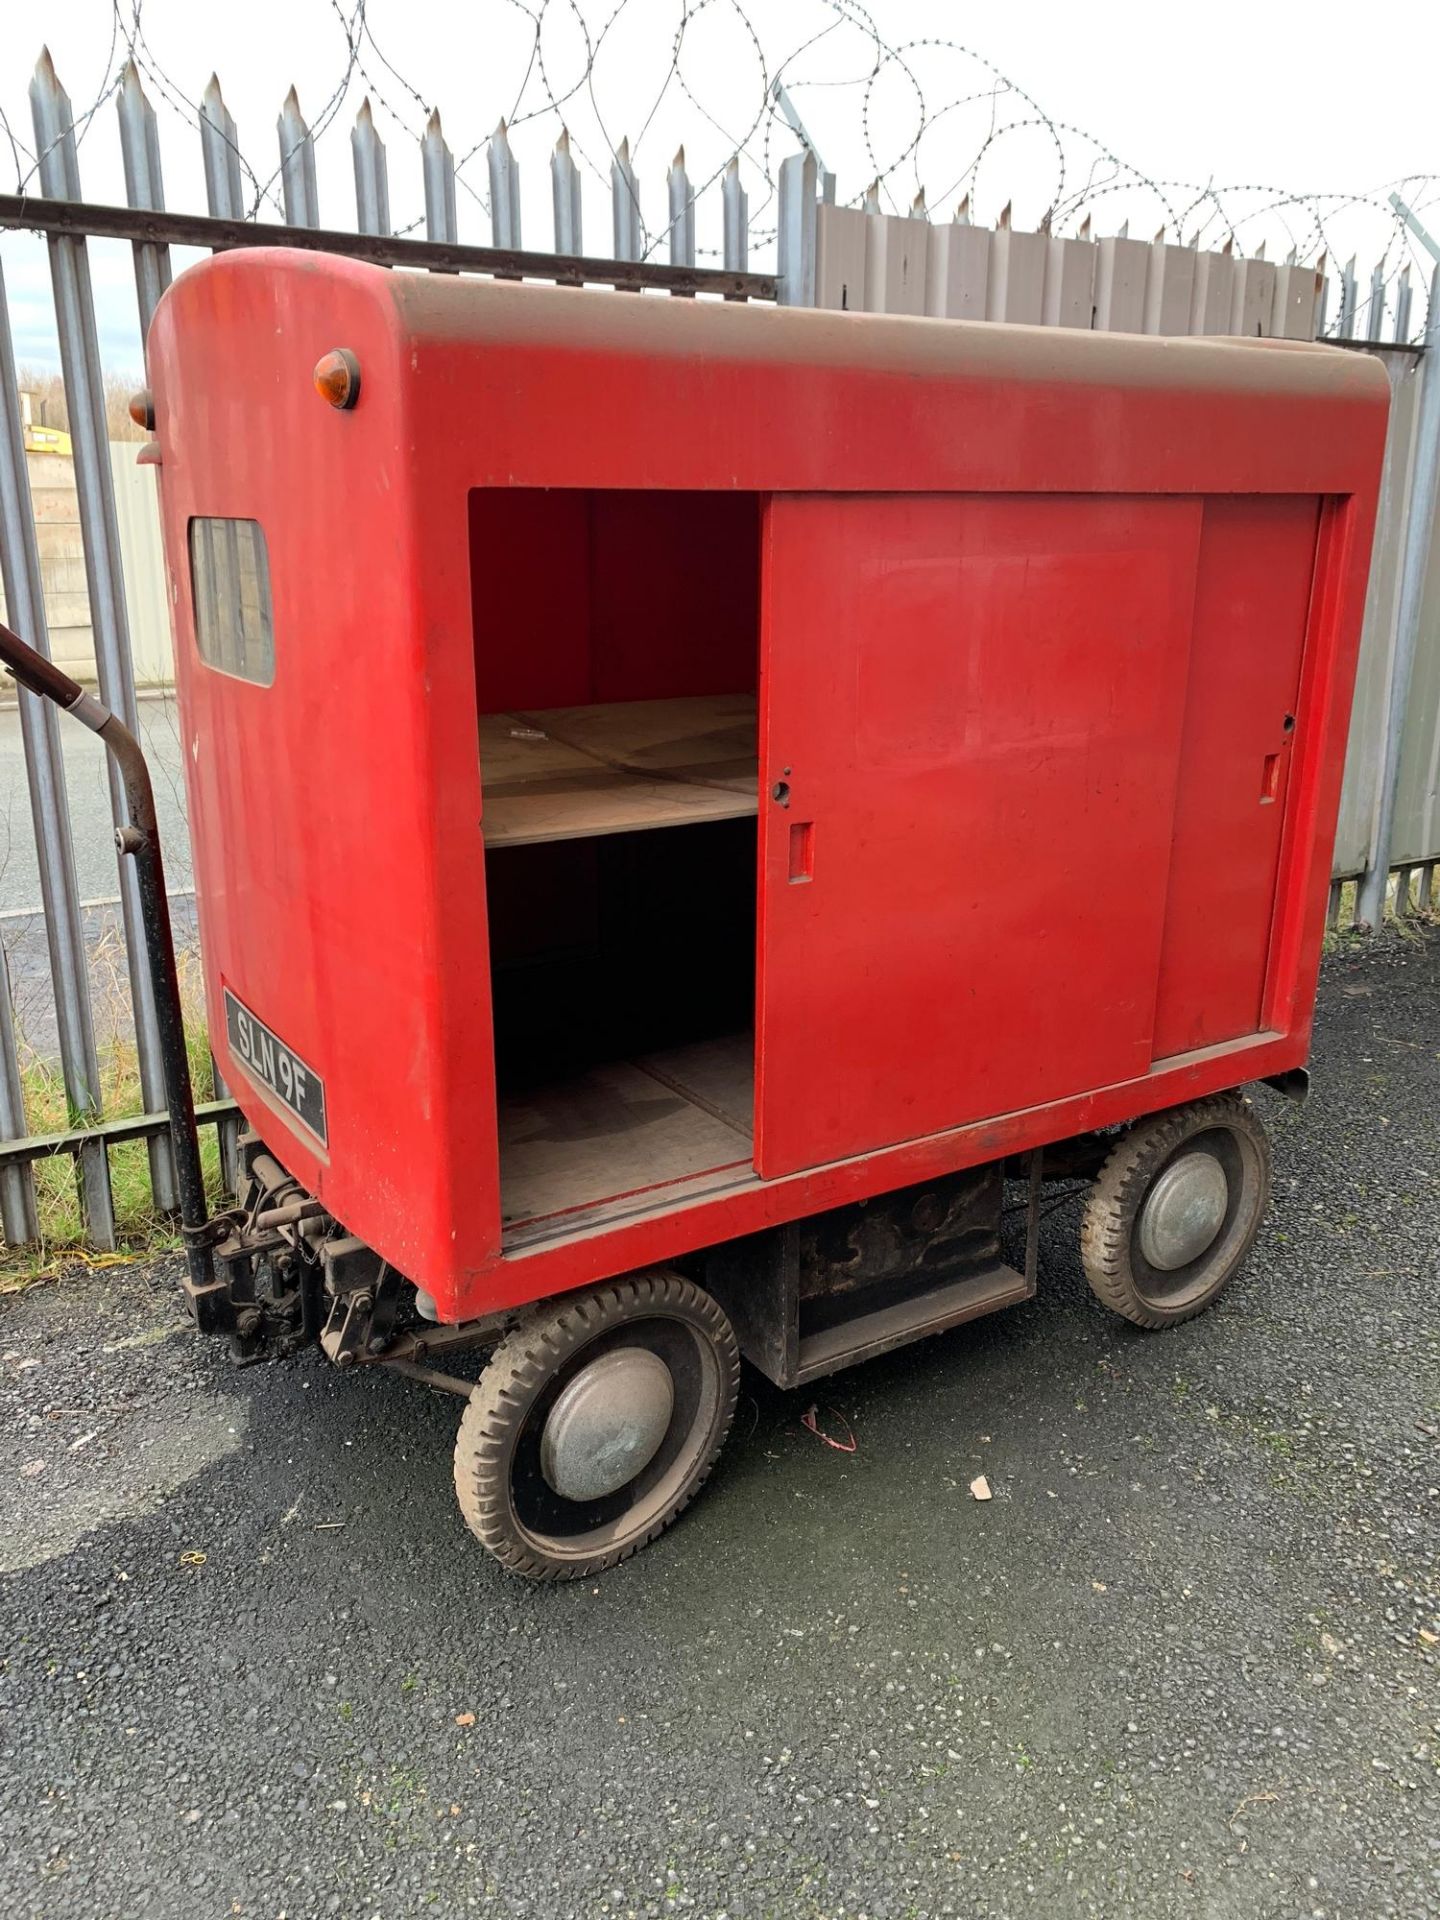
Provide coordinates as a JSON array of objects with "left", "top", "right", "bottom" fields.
[
  {"left": 1079, "top": 1094, "right": 1270, "bottom": 1330},
  {"left": 453, "top": 1272, "right": 739, "bottom": 1582}
]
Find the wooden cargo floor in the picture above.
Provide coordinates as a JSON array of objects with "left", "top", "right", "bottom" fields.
[{"left": 497, "top": 1032, "right": 754, "bottom": 1229}]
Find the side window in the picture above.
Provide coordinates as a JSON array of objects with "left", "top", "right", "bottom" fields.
[{"left": 189, "top": 518, "right": 275, "bottom": 686}]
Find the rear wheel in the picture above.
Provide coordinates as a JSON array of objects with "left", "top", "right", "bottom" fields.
[
  {"left": 454, "top": 1273, "right": 739, "bottom": 1580},
  {"left": 1080, "top": 1094, "right": 1271, "bottom": 1328}
]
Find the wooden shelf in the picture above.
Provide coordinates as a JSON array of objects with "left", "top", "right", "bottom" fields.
[{"left": 480, "top": 693, "right": 757, "bottom": 847}]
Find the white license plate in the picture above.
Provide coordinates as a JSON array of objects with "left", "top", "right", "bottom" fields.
[{"left": 224, "top": 988, "right": 327, "bottom": 1146}]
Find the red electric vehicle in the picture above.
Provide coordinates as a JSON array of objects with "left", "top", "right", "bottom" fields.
[{"left": 0, "top": 250, "right": 1387, "bottom": 1578}]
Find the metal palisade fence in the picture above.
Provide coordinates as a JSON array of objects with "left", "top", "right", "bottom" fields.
[{"left": 0, "top": 52, "right": 1436, "bottom": 1251}]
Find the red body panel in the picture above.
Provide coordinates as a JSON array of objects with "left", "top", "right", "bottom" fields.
[
  {"left": 1151, "top": 496, "right": 1321, "bottom": 1057},
  {"left": 145, "top": 254, "right": 1388, "bottom": 1322},
  {"left": 757, "top": 492, "right": 1203, "bottom": 1175}
]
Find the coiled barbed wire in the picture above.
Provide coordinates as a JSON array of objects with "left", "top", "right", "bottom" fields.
[{"left": 2, "top": 0, "right": 1435, "bottom": 338}]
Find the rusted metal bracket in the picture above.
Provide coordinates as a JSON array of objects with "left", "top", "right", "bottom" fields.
[
  {"left": 379, "top": 1356, "right": 477, "bottom": 1398},
  {"left": 1262, "top": 1067, "right": 1310, "bottom": 1103}
]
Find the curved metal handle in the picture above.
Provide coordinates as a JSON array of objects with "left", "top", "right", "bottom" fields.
[
  {"left": 0, "top": 617, "right": 215, "bottom": 1303},
  {"left": 0, "top": 617, "right": 86, "bottom": 707}
]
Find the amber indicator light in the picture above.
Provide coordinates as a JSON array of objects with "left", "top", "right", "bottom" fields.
[
  {"left": 128, "top": 386, "right": 155, "bottom": 430},
  {"left": 313, "top": 348, "right": 361, "bottom": 410}
]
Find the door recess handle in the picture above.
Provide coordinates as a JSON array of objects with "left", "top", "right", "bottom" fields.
[{"left": 788, "top": 821, "right": 815, "bottom": 884}]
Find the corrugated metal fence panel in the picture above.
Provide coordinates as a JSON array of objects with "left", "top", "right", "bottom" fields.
[
  {"left": 1043, "top": 235, "right": 1095, "bottom": 328},
  {"left": 813, "top": 208, "right": 1327, "bottom": 344},
  {"left": 925, "top": 222, "right": 990, "bottom": 320},
  {"left": 1272, "top": 262, "right": 1324, "bottom": 340},
  {"left": 1094, "top": 233, "right": 1150, "bottom": 332},
  {"left": 108, "top": 445, "right": 172, "bottom": 686},
  {"left": 1191, "top": 249, "right": 1237, "bottom": 334},
  {"left": 1392, "top": 451, "right": 1440, "bottom": 865},
  {"left": 1144, "top": 238, "right": 1195, "bottom": 335},
  {"left": 814, "top": 203, "right": 867, "bottom": 312},
  {"left": 987, "top": 226, "right": 1048, "bottom": 324},
  {"left": 865, "top": 214, "right": 928, "bottom": 317},
  {"left": 1333, "top": 352, "right": 1424, "bottom": 877}
]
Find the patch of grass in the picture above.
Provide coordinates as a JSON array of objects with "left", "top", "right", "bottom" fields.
[
  {"left": 365, "top": 1764, "right": 430, "bottom": 1851},
  {"left": 1324, "top": 876, "right": 1439, "bottom": 950},
  {"left": 1, "top": 940, "right": 226, "bottom": 1283}
]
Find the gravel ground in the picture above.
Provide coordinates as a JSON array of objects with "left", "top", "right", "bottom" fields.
[{"left": 1, "top": 930, "right": 1436, "bottom": 1920}]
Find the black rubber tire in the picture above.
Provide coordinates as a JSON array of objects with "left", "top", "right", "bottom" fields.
[
  {"left": 1079, "top": 1093, "right": 1272, "bottom": 1329},
  {"left": 453, "top": 1272, "right": 740, "bottom": 1581}
]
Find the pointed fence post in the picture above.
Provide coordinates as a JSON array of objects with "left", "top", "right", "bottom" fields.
[
  {"left": 1394, "top": 266, "right": 1413, "bottom": 343},
  {"left": 770, "top": 78, "right": 835, "bottom": 203},
  {"left": 0, "top": 938, "right": 38, "bottom": 1248},
  {"left": 278, "top": 86, "right": 319, "bottom": 228},
  {"left": 115, "top": 60, "right": 237, "bottom": 1202},
  {"left": 551, "top": 129, "right": 582, "bottom": 256},
  {"left": 200, "top": 75, "right": 245, "bottom": 219},
  {"left": 116, "top": 60, "right": 171, "bottom": 345},
  {"left": 422, "top": 109, "right": 457, "bottom": 245},
  {"left": 612, "top": 137, "right": 642, "bottom": 264},
  {"left": 351, "top": 98, "right": 391, "bottom": 237},
  {"left": 1367, "top": 260, "right": 1387, "bottom": 342},
  {"left": 0, "top": 263, "right": 107, "bottom": 1247},
  {"left": 1357, "top": 263, "right": 1440, "bottom": 928},
  {"left": 488, "top": 120, "right": 521, "bottom": 250},
  {"left": 29, "top": 49, "right": 173, "bottom": 1222},
  {"left": 777, "top": 148, "right": 818, "bottom": 306},
  {"left": 667, "top": 147, "right": 694, "bottom": 270},
  {"left": 721, "top": 157, "right": 747, "bottom": 272},
  {"left": 186, "top": 38, "right": 245, "bottom": 1191},
  {"left": 1337, "top": 255, "right": 1358, "bottom": 338}
]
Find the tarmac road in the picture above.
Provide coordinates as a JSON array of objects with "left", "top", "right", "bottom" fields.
[
  {"left": 0, "top": 693, "right": 193, "bottom": 913},
  {"left": 0, "top": 930, "right": 1436, "bottom": 1920},
  {"left": 0, "top": 693, "right": 196, "bottom": 1058}
]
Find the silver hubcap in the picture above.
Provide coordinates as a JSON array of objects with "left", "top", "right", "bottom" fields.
[
  {"left": 1137, "top": 1151, "right": 1229, "bottom": 1271},
  {"left": 540, "top": 1347, "right": 675, "bottom": 1502}
]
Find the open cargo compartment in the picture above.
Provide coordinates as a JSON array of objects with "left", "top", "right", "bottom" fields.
[{"left": 470, "top": 488, "right": 761, "bottom": 1237}]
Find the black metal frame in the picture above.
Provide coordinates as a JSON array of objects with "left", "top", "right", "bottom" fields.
[
  {"left": 702, "top": 1156, "right": 1044, "bottom": 1389},
  {"left": 0, "top": 194, "right": 779, "bottom": 302},
  {"left": 0, "top": 1098, "right": 238, "bottom": 1166}
]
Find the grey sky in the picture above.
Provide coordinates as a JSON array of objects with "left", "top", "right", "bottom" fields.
[{"left": 2, "top": 0, "right": 1437, "bottom": 376}]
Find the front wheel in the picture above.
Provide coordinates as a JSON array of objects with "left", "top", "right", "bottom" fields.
[
  {"left": 1079, "top": 1093, "right": 1272, "bottom": 1329},
  {"left": 453, "top": 1273, "right": 740, "bottom": 1580}
]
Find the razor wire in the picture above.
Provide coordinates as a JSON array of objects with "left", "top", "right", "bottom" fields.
[{"left": 1, "top": 0, "right": 1437, "bottom": 334}]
